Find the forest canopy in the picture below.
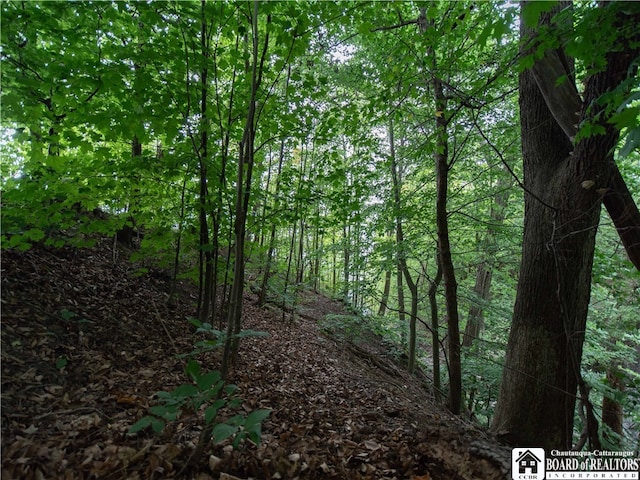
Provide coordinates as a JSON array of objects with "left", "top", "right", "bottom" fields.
[{"left": 2, "top": 0, "right": 639, "bottom": 452}]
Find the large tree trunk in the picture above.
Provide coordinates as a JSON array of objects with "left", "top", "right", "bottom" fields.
[{"left": 492, "top": 4, "right": 638, "bottom": 449}]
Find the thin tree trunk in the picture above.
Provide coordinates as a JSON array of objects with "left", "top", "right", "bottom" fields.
[
  {"left": 602, "top": 368, "right": 624, "bottom": 448},
  {"left": 222, "top": 0, "right": 268, "bottom": 375},
  {"left": 389, "top": 118, "right": 419, "bottom": 374},
  {"left": 432, "top": 73, "right": 461, "bottom": 416},
  {"left": 378, "top": 267, "right": 392, "bottom": 316},
  {"left": 168, "top": 170, "right": 190, "bottom": 308},
  {"left": 296, "top": 218, "right": 305, "bottom": 285},
  {"left": 416, "top": 7, "right": 462, "bottom": 414},
  {"left": 463, "top": 173, "right": 511, "bottom": 347},
  {"left": 332, "top": 235, "right": 337, "bottom": 295},
  {"left": 312, "top": 214, "right": 321, "bottom": 292},
  {"left": 343, "top": 222, "right": 350, "bottom": 302},
  {"left": 283, "top": 222, "right": 297, "bottom": 321},
  {"left": 197, "top": 3, "right": 213, "bottom": 325},
  {"left": 396, "top": 266, "right": 406, "bottom": 349},
  {"left": 258, "top": 110, "right": 288, "bottom": 306},
  {"left": 428, "top": 250, "right": 443, "bottom": 401}
]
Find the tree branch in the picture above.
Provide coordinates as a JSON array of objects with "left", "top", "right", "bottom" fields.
[
  {"left": 529, "top": 14, "right": 640, "bottom": 271},
  {"left": 371, "top": 19, "right": 418, "bottom": 32},
  {"left": 529, "top": 48, "right": 582, "bottom": 141}
]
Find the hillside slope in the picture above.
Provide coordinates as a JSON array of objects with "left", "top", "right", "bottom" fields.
[{"left": 1, "top": 242, "right": 511, "bottom": 479}]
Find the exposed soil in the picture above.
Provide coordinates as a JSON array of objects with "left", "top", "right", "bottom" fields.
[{"left": 1, "top": 241, "right": 511, "bottom": 479}]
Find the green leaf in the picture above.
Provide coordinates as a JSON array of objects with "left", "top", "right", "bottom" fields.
[
  {"left": 212, "top": 423, "right": 238, "bottom": 443},
  {"left": 171, "top": 384, "right": 199, "bottom": 398},
  {"left": 224, "top": 384, "right": 238, "bottom": 396},
  {"left": 128, "top": 416, "right": 154, "bottom": 434},
  {"left": 188, "top": 317, "right": 202, "bottom": 328},
  {"left": 185, "top": 359, "right": 201, "bottom": 380},
  {"left": 24, "top": 228, "right": 45, "bottom": 242},
  {"left": 244, "top": 409, "right": 271, "bottom": 429},
  {"left": 521, "top": 1, "right": 558, "bottom": 28},
  {"left": 608, "top": 106, "right": 640, "bottom": 131},
  {"left": 60, "top": 309, "right": 76, "bottom": 321},
  {"left": 150, "top": 405, "right": 179, "bottom": 421},
  {"left": 246, "top": 423, "right": 263, "bottom": 445},
  {"left": 204, "top": 399, "right": 225, "bottom": 424},
  {"left": 619, "top": 127, "right": 640, "bottom": 158},
  {"left": 151, "top": 418, "right": 165, "bottom": 434},
  {"left": 196, "top": 371, "right": 221, "bottom": 391}
]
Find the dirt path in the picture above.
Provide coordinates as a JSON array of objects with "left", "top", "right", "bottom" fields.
[{"left": 1, "top": 243, "right": 510, "bottom": 479}]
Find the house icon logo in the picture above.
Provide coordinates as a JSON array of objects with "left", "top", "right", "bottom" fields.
[{"left": 511, "top": 448, "right": 545, "bottom": 480}]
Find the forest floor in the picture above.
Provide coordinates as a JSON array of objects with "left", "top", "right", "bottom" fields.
[{"left": 1, "top": 240, "right": 511, "bottom": 480}]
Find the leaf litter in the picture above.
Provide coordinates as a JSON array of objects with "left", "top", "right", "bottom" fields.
[{"left": 1, "top": 241, "right": 510, "bottom": 479}]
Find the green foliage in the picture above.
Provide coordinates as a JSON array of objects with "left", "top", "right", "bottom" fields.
[
  {"left": 581, "top": 211, "right": 640, "bottom": 450},
  {"left": 129, "top": 358, "right": 270, "bottom": 448},
  {"left": 461, "top": 345, "right": 504, "bottom": 426},
  {"left": 521, "top": 2, "right": 558, "bottom": 29},
  {"left": 185, "top": 317, "right": 269, "bottom": 357},
  {"left": 319, "top": 314, "right": 365, "bottom": 342},
  {"left": 2, "top": 0, "right": 638, "bottom": 448}
]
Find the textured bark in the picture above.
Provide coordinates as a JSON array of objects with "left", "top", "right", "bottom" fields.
[
  {"left": 462, "top": 264, "right": 491, "bottom": 348},
  {"left": 492, "top": 4, "right": 638, "bottom": 449},
  {"left": 601, "top": 368, "right": 624, "bottom": 447},
  {"left": 602, "top": 169, "right": 640, "bottom": 271},
  {"left": 432, "top": 75, "right": 462, "bottom": 415},
  {"left": 417, "top": 5, "right": 462, "bottom": 414},
  {"left": 463, "top": 172, "right": 511, "bottom": 348},
  {"left": 528, "top": 6, "right": 640, "bottom": 272}
]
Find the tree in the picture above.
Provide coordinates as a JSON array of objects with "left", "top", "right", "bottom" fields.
[
  {"left": 389, "top": 117, "right": 420, "bottom": 374},
  {"left": 493, "top": 2, "right": 640, "bottom": 449}
]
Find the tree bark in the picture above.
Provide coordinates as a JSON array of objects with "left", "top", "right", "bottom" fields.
[
  {"left": 378, "top": 267, "right": 392, "bottom": 316},
  {"left": 222, "top": 0, "right": 268, "bottom": 375},
  {"left": 428, "top": 250, "right": 443, "bottom": 402},
  {"left": 197, "top": 1, "right": 214, "bottom": 325},
  {"left": 601, "top": 368, "right": 624, "bottom": 448},
  {"left": 389, "top": 118, "right": 419, "bottom": 374},
  {"left": 492, "top": 3, "right": 638, "bottom": 449},
  {"left": 432, "top": 74, "right": 462, "bottom": 415},
  {"left": 462, "top": 264, "right": 491, "bottom": 348},
  {"left": 462, "top": 173, "right": 511, "bottom": 348},
  {"left": 528, "top": 6, "right": 640, "bottom": 272}
]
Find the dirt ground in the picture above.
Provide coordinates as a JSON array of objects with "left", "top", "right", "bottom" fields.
[{"left": 1, "top": 241, "right": 511, "bottom": 479}]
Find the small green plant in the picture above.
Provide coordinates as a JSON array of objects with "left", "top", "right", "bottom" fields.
[
  {"left": 319, "top": 314, "right": 364, "bottom": 341},
  {"left": 129, "top": 359, "right": 270, "bottom": 447},
  {"left": 184, "top": 317, "right": 269, "bottom": 357},
  {"left": 55, "top": 357, "right": 68, "bottom": 370}
]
